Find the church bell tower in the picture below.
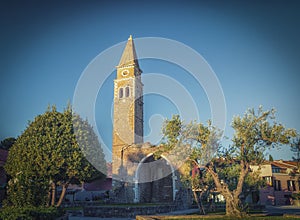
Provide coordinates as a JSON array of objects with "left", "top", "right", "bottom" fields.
[{"left": 112, "top": 35, "right": 143, "bottom": 177}]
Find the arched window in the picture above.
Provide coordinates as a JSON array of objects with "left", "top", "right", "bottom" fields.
[
  {"left": 119, "top": 88, "right": 123, "bottom": 98},
  {"left": 125, "top": 87, "right": 130, "bottom": 97}
]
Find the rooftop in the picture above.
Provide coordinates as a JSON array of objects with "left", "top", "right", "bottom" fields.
[{"left": 118, "top": 35, "right": 140, "bottom": 69}]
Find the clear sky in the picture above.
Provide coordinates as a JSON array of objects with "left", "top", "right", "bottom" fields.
[{"left": 1, "top": 0, "right": 299, "bottom": 161}]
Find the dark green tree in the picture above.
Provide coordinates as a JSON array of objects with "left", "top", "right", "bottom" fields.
[
  {"left": 268, "top": 154, "right": 274, "bottom": 162},
  {"left": 0, "top": 137, "right": 16, "bottom": 150},
  {"left": 4, "top": 105, "right": 106, "bottom": 207},
  {"left": 291, "top": 136, "right": 300, "bottom": 172},
  {"left": 291, "top": 137, "right": 300, "bottom": 162}
]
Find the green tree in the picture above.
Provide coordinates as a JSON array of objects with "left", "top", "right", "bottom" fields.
[
  {"left": 161, "top": 107, "right": 296, "bottom": 217},
  {"left": 4, "top": 105, "right": 106, "bottom": 207},
  {"left": 291, "top": 136, "right": 300, "bottom": 162},
  {"left": 160, "top": 116, "right": 220, "bottom": 214},
  {"left": 5, "top": 172, "right": 48, "bottom": 207},
  {"left": 268, "top": 154, "right": 274, "bottom": 161},
  {"left": 291, "top": 136, "right": 300, "bottom": 172},
  {"left": 0, "top": 137, "right": 16, "bottom": 150}
]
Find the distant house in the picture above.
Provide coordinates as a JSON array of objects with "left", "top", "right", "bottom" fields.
[
  {"left": 0, "top": 149, "right": 8, "bottom": 203},
  {"left": 66, "top": 162, "right": 112, "bottom": 202},
  {"left": 83, "top": 162, "right": 112, "bottom": 191},
  {"left": 251, "top": 160, "right": 300, "bottom": 205}
]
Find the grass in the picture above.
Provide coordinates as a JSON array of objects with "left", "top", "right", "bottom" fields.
[
  {"left": 63, "top": 206, "right": 83, "bottom": 211},
  {"left": 158, "top": 217, "right": 300, "bottom": 220},
  {"left": 90, "top": 203, "right": 166, "bottom": 207},
  {"left": 141, "top": 212, "right": 300, "bottom": 220}
]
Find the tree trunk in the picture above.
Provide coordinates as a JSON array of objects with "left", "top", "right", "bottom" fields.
[
  {"left": 56, "top": 183, "right": 69, "bottom": 207},
  {"left": 192, "top": 190, "right": 206, "bottom": 215},
  {"left": 47, "top": 188, "right": 51, "bottom": 207},
  {"left": 199, "top": 191, "right": 206, "bottom": 215},
  {"left": 51, "top": 181, "right": 56, "bottom": 206},
  {"left": 225, "top": 196, "right": 242, "bottom": 218},
  {"left": 206, "top": 162, "right": 249, "bottom": 218}
]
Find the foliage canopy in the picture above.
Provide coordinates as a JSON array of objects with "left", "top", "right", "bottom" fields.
[
  {"left": 4, "top": 105, "right": 106, "bottom": 207},
  {"left": 161, "top": 107, "right": 296, "bottom": 217}
]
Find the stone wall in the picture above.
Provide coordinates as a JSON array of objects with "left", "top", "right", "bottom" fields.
[{"left": 110, "top": 143, "right": 194, "bottom": 205}]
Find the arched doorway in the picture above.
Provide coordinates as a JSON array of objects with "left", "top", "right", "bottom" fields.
[{"left": 134, "top": 154, "right": 176, "bottom": 203}]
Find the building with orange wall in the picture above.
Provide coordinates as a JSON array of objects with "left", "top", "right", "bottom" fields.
[{"left": 251, "top": 160, "right": 300, "bottom": 205}]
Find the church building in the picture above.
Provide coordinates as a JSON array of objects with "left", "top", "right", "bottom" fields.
[{"left": 111, "top": 36, "right": 190, "bottom": 204}]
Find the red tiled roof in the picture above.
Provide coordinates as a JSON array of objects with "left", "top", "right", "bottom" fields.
[
  {"left": 72, "top": 162, "right": 113, "bottom": 191},
  {"left": 84, "top": 178, "right": 112, "bottom": 191},
  {"left": 282, "top": 161, "right": 298, "bottom": 166},
  {"left": 271, "top": 160, "right": 297, "bottom": 169},
  {"left": 0, "top": 149, "right": 8, "bottom": 164},
  {"left": 83, "top": 162, "right": 112, "bottom": 191}
]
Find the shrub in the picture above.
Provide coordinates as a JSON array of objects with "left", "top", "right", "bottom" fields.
[{"left": 0, "top": 206, "right": 63, "bottom": 220}]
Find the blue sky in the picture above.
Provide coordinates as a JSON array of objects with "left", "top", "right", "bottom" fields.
[{"left": 1, "top": 0, "right": 299, "bottom": 161}]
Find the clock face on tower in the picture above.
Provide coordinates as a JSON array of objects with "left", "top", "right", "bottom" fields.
[{"left": 121, "top": 70, "right": 129, "bottom": 77}]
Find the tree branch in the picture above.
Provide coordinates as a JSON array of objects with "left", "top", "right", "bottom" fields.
[
  {"left": 205, "top": 163, "right": 231, "bottom": 198},
  {"left": 234, "top": 160, "right": 249, "bottom": 201}
]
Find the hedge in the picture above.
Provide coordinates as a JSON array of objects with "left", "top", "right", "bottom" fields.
[{"left": 0, "top": 206, "right": 63, "bottom": 220}]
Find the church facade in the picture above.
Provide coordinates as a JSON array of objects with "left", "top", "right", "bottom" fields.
[{"left": 111, "top": 36, "right": 191, "bottom": 204}]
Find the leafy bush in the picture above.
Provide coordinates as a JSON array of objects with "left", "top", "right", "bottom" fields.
[{"left": 0, "top": 206, "right": 63, "bottom": 220}]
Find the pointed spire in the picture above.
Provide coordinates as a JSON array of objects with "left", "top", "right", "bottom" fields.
[{"left": 118, "top": 35, "right": 140, "bottom": 68}]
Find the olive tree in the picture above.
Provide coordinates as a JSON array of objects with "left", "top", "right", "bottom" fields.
[{"left": 161, "top": 107, "right": 296, "bottom": 217}]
